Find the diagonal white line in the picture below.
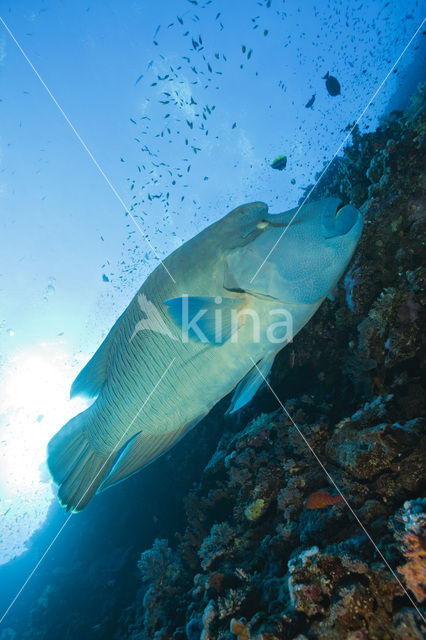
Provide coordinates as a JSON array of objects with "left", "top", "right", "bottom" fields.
[
  {"left": 0, "top": 15, "right": 176, "bottom": 284},
  {"left": 250, "top": 16, "right": 426, "bottom": 285},
  {"left": 0, "top": 358, "right": 176, "bottom": 626},
  {"left": 250, "top": 357, "right": 426, "bottom": 622}
]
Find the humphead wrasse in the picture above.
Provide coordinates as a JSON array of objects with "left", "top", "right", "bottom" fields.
[{"left": 47, "top": 198, "right": 362, "bottom": 511}]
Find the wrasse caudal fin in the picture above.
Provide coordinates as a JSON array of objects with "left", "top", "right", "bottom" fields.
[{"left": 47, "top": 411, "right": 114, "bottom": 512}]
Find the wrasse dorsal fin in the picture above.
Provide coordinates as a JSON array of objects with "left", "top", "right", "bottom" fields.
[
  {"left": 70, "top": 330, "right": 115, "bottom": 399},
  {"left": 262, "top": 205, "right": 302, "bottom": 227}
]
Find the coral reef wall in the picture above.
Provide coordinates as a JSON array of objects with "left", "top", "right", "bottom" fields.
[{"left": 117, "top": 85, "right": 426, "bottom": 640}]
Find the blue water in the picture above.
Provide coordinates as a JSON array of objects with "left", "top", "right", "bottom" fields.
[{"left": 0, "top": 1, "right": 424, "bottom": 638}]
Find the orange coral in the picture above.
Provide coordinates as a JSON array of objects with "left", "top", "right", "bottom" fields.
[
  {"left": 230, "top": 618, "right": 250, "bottom": 640},
  {"left": 397, "top": 531, "right": 426, "bottom": 603}
]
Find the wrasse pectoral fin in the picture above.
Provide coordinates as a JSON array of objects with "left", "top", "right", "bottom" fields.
[
  {"left": 226, "top": 352, "right": 276, "bottom": 414},
  {"left": 164, "top": 295, "right": 244, "bottom": 344},
  {"left": 99, "top": 413, "right": 207, "bottom": 491}
]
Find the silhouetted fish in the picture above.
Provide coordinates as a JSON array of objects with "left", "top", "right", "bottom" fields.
[
  {"left": 323, "top": 72, "right": 341, "bottom": 96},
  {"left": 305, "top": 94, "right": 315, "bottom": 108},
  {"left": 270, "top": 155, "right": 287, "bottom": 170}
]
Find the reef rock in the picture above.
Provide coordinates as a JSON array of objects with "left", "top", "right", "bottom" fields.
[{"left": 115, "top": 85, "right": 426, "bottom": 640}]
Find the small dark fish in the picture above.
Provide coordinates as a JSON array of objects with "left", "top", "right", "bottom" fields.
[
  {"left": 323, "top": 72, "right": 341, "bottom": 96},
  {"left": 270, "top": 155, "right": 287, "bottom": 171},
  {"left": 305, "top": 93, "right": 315, "bottom": 108}
]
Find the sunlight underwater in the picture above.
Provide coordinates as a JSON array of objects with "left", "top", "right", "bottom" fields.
[{"left": 0, "top": 345, "right": 88, "bottom": 564}]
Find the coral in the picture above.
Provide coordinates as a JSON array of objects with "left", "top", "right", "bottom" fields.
[
  {"left": 394, "top": 499, "right": 426, "bottom": 603},
  {"left": 199, "top": 522, "right": 236, "bottom": 570},
  {"left": 230, "top": 618, "right": 250, "bottom": 639},
  {"left": 244, "top": 498, "right": 267, "bottom": 522},
  {"left": 130, "top": 539, "right": 187, "bottom": 638},
  {"left": 218, "top": 586, "right": 247, "bottom": 620},
  {"left": 398, "top": 533, "right": 426, "bottom": 603},
  {"left": 200, "top": 600, "right": 217, "bottom": 640},
  {"left": 185, "top": 617, "right": 203, "bottom": 640},
  {"left": 325, "top": 418, "right": 421, "bottom": 480},
  {"left": 287, "top": 544, "right": 410, "bottom": 640},
  {"left": 115, "top": 83, "right": 426, "bottom": 640}
]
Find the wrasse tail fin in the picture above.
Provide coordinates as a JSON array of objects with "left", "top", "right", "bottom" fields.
[{"left": 47, "top": 411, "right": 114, "bottom": 512}]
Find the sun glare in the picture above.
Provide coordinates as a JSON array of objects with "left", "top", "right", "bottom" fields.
[{"left": 0, "top": 344, "right": 88, "bottom": 564}]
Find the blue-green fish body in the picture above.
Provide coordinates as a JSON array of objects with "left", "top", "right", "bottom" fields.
[{"left": 48, "top": 198, "right": 362, "bottom": 510}]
